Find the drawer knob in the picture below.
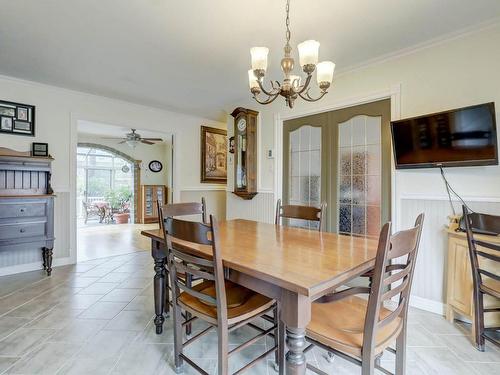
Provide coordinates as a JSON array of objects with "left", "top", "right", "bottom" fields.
[
  {"left": 20, "top": 208, "right": 26, "bottom": 213},
  {"left": 20, "top": 228, "right": 26, "bottom": 233}
]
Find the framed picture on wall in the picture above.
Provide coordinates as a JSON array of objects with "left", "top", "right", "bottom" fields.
[
  {"left": 0, "top": 100, "right": 35, "bottom": 136},
  {"left": 200, "top": 126, "right": 227, "bottom": 184}
]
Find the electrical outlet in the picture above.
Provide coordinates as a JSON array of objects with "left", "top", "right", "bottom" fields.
[{"left": 267, "top": 149, "right": 274, "bottom": 159}]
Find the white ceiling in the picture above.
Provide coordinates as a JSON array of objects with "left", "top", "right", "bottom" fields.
[
  {"left": 1, "top": 0, "right": 499, "bottom": 121},
  {"left": 78, "top": 120, "right": 171, "bottom": 140}
]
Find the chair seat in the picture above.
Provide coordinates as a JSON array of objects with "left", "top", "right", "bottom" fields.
[
  {"left": 179, "top": 280, "right": 274, "bottom": 325},
  {"left": 307, "top": 296, "right": 403, "bottom": 358}
]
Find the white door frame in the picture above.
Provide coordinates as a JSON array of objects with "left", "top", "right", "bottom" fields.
[
  {"left": 273, "top": 84, "right": 402, "bottom": 230},
  {"left": 69, "top": 114, "right": 179, "bottom": 264}
]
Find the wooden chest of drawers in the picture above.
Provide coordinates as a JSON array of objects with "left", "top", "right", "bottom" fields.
[{"left": 0, "top": 147, "right": 55, "bottom": 276}]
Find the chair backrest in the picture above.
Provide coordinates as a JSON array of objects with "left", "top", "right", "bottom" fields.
[
  {"left": 157, "top": 198, "right": 207, "bottom": 240},
  {"left": 362, "top": 213, "right": 424, "bottom": 360},
  {"left": 463, "top": 206, "right": 500, "bottom": 296},
  {"left": 165, "top": 215, "right": 227, "bottom": 324},
  {"left": 275, "top": 198, "right": 326, "bottom": 232}
]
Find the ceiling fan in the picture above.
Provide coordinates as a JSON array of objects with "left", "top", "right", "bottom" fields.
[{"left": 104, "top": 129, "right": 163, "bottom": 148}]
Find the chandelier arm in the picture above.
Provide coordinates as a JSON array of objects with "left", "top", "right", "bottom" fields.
[
  {"left": 257, "top": 79, "right": 281, "bottom": 96},
  {"left": 295, "top": 74, "right": 313, "bottom": 95},
  {"left": 298, "top": 88, "right": 328, "bottom": 102},
  {"left": 252, "top": 92, "right": 281, "bottom": 105}
]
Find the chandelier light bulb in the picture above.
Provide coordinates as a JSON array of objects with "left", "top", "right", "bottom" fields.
[
  {"left": 250, "top": 47, "right": 269, "bottom": 71},
  {"left": 316, "top": 61, "right": 335, "bottom": 85},
  {"left": 298, "top": 40, "right": 320, "bottom": 67}
]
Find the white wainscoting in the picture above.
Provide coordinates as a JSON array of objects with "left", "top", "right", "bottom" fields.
[
  {"left": 226, "top": 191, "right": 275, "bottom": 223},
  {"left": 399, "top": 195, "right": 500, "bottom": 315},
  {"left": 0, "top": 191, "right": 72, "bottom": 276}
]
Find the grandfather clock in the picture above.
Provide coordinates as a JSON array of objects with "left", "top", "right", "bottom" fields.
[{"left": 231, "top": 107, "right": 258, "bottom": 200}]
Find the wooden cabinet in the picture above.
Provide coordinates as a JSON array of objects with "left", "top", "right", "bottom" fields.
[
  {"left": 446, "top": 230, "right": 500, "bottom": 333},
  {"left": 230, "top": 107, "right": 258, "bottom": 200},
  {"left": 139, "top": 185, "right": 168, "bottom": 223},
  {"left": 0, "top": 147, "right": 55, "bottom": 276}
]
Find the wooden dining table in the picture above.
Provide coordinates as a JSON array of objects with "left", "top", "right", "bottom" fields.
[{"left": 141, "top": 219, "right": 379, "bottom": 375}]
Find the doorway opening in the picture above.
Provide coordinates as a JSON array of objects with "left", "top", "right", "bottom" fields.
[
  {"left": 76, "top": 120, "right": 173, "bottom": 262},
  {"left": 77, "top": 145, "right": 136, "bottom": 227}
]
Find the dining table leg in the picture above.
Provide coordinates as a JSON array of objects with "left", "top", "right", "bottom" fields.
[
  {"left": 151, "top": 239, "right": 167, "bottom": 334},
  {"left": 281, "top": 290, "right": 311, "bottom": 375}
]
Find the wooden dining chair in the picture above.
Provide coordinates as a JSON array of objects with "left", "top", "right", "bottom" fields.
[
  {"left": 166, "top": 215, "right": 281, "bottom": 375},
  {"left": 462, "top": 206, "right": 500, "bottom": 351},
  {"left": 275, "top": 199, "right": 326, "bottom": 232},
  {"left": 304, "top": 213, "right": 424, "bottom": 375},
  {"left": 156, "top": 198, "right": 206, "bottom": 334}
]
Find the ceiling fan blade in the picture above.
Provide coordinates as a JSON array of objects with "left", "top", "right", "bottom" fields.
[
  {"left": 141, "top": 140, "right": 154, "bottom": 145},
  {"left": 118, "top": 140, "right": 127, "bottom": 144},
  {"left": 102, "top": 137, "right": 126, "bottom": 140},
  {"left": 141, "top": 138, "right": 163, "bottom": 141}
]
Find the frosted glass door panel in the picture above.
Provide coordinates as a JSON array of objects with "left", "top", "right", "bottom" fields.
[
  {"left": 338, "top": 115, "right": 381, "bottom": 236},
  {"left": 289, "top": 125, "right": 321, "bottom": 229}
]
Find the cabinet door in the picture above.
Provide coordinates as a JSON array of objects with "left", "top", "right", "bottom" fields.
[{"left": 448, "top": 238, "right": 473, "bottom": 316}]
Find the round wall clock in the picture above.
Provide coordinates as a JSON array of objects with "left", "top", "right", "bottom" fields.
[{"left": 148, "top": 160, "right": 163, "bottom": 173}]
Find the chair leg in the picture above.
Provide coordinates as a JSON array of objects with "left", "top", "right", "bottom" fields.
[
  {"left": 172, "top": 299, "right": 184, "bottom": 373},
  {"left": 164, "top": 268, "right": 170, "bottom": 318},
  {"left": 474, "top": 292, "right": 486, "bottom": 351},
  {"left": 361, "top": 352, "right": 375, "bottom": 375},
  {"left": 395, "top": 324, "right": 407, "bottom": 375},
  {"left": 185, "top": 273, "right": 192, "bottom": 335},
  {"left": 217, "top": 325, "right": 229, "bottom": 375}
]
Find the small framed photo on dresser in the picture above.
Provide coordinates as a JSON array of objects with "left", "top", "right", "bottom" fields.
[{"left": 32, "top": 142, "right": 49, "bottom": 157}]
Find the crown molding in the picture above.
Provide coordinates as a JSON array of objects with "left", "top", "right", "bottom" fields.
[{"left": 335, "top": 17, "right": 500, "bottom": 79}]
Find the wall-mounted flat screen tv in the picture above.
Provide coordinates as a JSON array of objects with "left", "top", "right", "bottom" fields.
[{"left": 391, "top": 102, "right": 498, "bottom": 169}]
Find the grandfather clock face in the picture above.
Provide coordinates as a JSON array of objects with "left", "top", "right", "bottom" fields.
[{"left": 237, "top": 118, "right": 247, "bottom": 132}]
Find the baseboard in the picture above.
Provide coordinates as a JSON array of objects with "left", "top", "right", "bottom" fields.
[
  {"left": 0, "top": 256, "right": 74, "bottom": 276},
  {"left": 409, "top": 295, "right": 446, "bottom": 315}
]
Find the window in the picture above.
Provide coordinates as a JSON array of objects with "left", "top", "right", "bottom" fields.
[
  {"left": 288, "top": 125, "right": 321, "bottom": 229},
  {"left": 338, "top": 115, "right": 381, "bottom": 236}
]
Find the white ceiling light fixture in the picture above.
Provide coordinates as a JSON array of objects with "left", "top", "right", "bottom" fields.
[{"left": 249, "top": 0, "right": 335, "bottom": 108}]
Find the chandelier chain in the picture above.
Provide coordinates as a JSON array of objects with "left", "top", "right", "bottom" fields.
[{"left": 285, "top": 0, "right": 291, "bottom": 44}]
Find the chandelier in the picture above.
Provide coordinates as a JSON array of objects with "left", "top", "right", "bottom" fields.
[{"left": 248, "top": 0, "right": 335, "bottom": 108}]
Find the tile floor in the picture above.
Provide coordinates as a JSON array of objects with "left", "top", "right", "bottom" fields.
[{"left": 0, "top": 252, "right": 499, "bottom": 375}]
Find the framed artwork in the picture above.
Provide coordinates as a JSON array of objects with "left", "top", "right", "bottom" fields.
[
  {"left": 32, "top": 142, "right": 49, "bottom": 157},
  {"left": 200, "top": 126, "right": 227, "bottom": 183},
  {"left": 0, "top": 100, "right": 35, "bottom": 136}
]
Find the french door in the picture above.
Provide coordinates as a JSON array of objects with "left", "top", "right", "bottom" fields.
[{"left": 283, "top": 99, "right": 392, "bottom": 234}]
